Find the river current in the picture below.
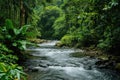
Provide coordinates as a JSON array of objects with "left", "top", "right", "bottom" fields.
[{"left": 24, "top": 41, "right": 120, "bottom": 80}]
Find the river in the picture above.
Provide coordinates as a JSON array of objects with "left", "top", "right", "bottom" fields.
[{"left": 24, "top": 41, "right": 120, "bottom": 80}]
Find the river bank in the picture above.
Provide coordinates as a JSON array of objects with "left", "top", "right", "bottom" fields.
[
  {"left": 83, "top": 49, "right": 120, "bottom": 71},
  {"left": 55, "top": 41, "right": 120, "bottom": 72}
]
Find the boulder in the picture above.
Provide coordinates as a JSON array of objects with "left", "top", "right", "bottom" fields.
[
  {"left": 28, "top": 66, "right": 39, "bottom": 72},
  {"left": 115, "top": 63, "right": 120, "bottom": 71},
  {"left": 55, "top": 42, "right": 64, "bottom": 47}
]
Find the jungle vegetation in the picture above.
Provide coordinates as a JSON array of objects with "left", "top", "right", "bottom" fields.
[{"left": 0, "top": 0, "right": 120, "bottom": 80}]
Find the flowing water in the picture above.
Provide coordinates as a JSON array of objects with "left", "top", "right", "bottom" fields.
[{"left": 24, "top": 41, "right": 120, "bottom": 80}]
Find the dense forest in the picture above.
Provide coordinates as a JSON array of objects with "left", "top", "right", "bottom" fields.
[{"left": 0, "top": 0, "right": 120, "bottom": 80}]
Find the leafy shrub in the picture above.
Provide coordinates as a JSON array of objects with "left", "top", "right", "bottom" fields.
[
  {"left": 97, "top": 39, "right": 111, "bottom": 51},
  {"left": 0, "top": 62, "right": 26, "bottom": 80},
  {"left": 0, "top": 54, "right": 18, "bottom": 64},
  {"left": 0, "top": 44, "right": 12, "bottom": 54},
  {"left": 61, "top": 35, "right": 75, "bottom": 46},
  {"left": 0, "top": 19, "right": 31, "bottom": 54},
  {"left": 52, "top": 16, "right": 66, "bottom": 39},
  {"left": 0, "top": 19, "right": 28, "bottom": 80},
  {"left": 61, "top": 28, "right": 97, "bottom": 48}
]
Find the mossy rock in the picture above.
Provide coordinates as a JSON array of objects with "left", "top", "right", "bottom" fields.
[
  {"left": 70, "top": 52, "right": 86, "bottom": 58},
  {"left": 55, "top": 42, "right": 64, "bottom": 47},
  {"left": 30, "top": 39, "right": 47, "bottom": 43},
  {"left": 97, "top": 55, "right": 109, "bottom": 61},
  {"left": 115, "top": 63, "right": 120, "bottom": 71}
]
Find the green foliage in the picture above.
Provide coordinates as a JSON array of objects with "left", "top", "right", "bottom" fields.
[
  {"left": 0, "top": 19, "right": 31, "bottom": 53},
  {"left": 0, "top": 54, "right": 18, "bottom": 64},
  {"left": 61, "top": 35, "right": 75, "bottom": 46},
  {"left": 0, "top": 62, "right": 26, "bottom": 80},
  {"left": 30, "top": 5, "right": 43, "bottom": 38},
  {"left": 61, "top": 31, "right": 96, "bottom": 48},
  {"left": 0, "top": 44, "right": 12, "bottom": 54},
  {"left": 0, "top": 19, "right": 29, "bottom": 80},
  {"left": 59, "top": 0, "right": 120, "bottom": 55},
  {"left": 52, "top": 11, "right": 66, "bottom": 39},
  {"left": 91, "top": 0, "right": 120, "bottom": 54},
  {"left": 1, "top": 0, "right": 120, "bottom": 55},
  {"left": 31, "top": 0, "right": 120, "bottom": 54},
  {"left": 97, "top": 39, "right": 111, "bottom": 51},
  {"left": 0, "top": 20, "right": 34, "bottom": 80},
  {"left": 37, "top": 6, "right": 64, "bottom": 39}
]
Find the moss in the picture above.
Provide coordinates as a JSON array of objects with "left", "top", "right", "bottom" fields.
[
  {"left": 30, "top": 39, "right": 47, "bottom": 44},
  {"left": 115, "top": 63, "right": 120, "bottom": 71},
  {"left": 61, "top": 35, "right": 74, "bottom": 46},
  {"left": 55, "top": 42, "right": 64, "bottom": 47},
  {"left": 70, "top": 52, "right": 86, "bottom": 58},
  {"left": 97, "top": 55, "right": 109, "bottom": 61}
]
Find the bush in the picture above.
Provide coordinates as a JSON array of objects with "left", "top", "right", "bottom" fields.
[
  {"left": 0, "top": 19, "right": 31, "bottom": 54},
  {"left": 0, "top": 44, "right": 12, "bottom": 54},
  {"left": 61, "top": 35, "right": 75, "bottom": 46},
  {"left": 61, "top": 28, "right": 97, "bottom": 48},
  {"left": 0, "top": 62, "right": 26, "bottom": 80},
  {"left": 0, "top": 54, "right": 18, "bottom": 64},
  {"left": 0, "top": 19, "right": 28, "bottom": 80}
]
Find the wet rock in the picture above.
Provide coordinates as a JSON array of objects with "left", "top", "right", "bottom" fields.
[
  {"left": 97, "top": 56, "right": 109, "bottom": 61},
  {"left": 28, "top": 66, "right": 39, "bottom": 72},
  {"left": 52, "top": 63, "right": 60, "bottom": 66},
  {"left": 47, "top": 63, "right": 53, "bottom": 66},
  {"left": 39, "top": 64, "right": 48, "bottom": 68},
  {"left": 55, "top": 42, "right": 64, "bottom": 47},
  {"left": 31, "top": 68, "right": 39, "bottom": 72},
  {"left": 30, "top": 39, "right": 47, "bottom": 44},
  {"left": 70, "top": 52, "right": 86, "bottom": 58},
  {"left": 115, "top": 63, "right": 120, "bottom": 71},
  {"left": 95, "top": 59, "right": 116, "bottom": 69},
  {"left": 95, "top": 60, "right": 108, "bottom": 65},
  {"left": 84, "top": 65, "right": 92, "bottom": 70}
]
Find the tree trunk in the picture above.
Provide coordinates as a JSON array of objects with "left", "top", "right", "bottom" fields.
[
  {"left": 25, "top": 12, "right": 28, "bottom": 24},
  {"left": 20, "top": 0, "right": 25, "bottom": 27}
]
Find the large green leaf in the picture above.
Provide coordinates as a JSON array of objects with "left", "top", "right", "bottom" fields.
[
  {"left": 20, "top": 25, "right": 30, "bottom": 34},
  {"left": 13, "top": 29, "right": 20, "bottom": 35},
  {"left": 5, "top": 19, "right": 14, "bottom": 30},
  {"left": 0, "top": 63, "right": 26, "bottom": 80}
]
